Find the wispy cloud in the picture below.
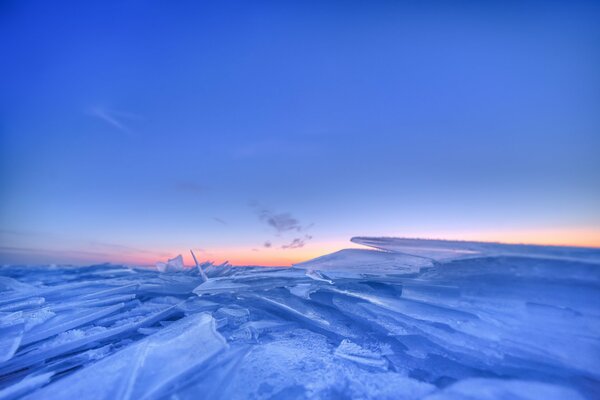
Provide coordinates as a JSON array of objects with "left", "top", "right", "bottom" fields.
[
  {"left": 281, "top": 235, "right": 313, "bottom": 249},
  {"left": 250, "top": 203, "right": 315, "bottom": 250},
  {"left": 255, "top": 206, "right": 308, "bottom": 234},
  {"left": 281, "top": 238, "right": 304, "bottom": 249},
  {"left": 87, "top": 107, "right": 141, "bottom": 136},
  {"left": 213, "top": 217, "right": 227, "bottom": 225}
]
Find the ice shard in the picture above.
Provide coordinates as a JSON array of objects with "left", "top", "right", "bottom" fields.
[
  {"left": 155, "top": 255, "right": 186, "bottom": 272},
  {"left": 22, "top": 313, "right": 227, "bottom": 400}
]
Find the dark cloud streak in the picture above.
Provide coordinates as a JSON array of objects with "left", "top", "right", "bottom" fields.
[{"left": 281, "top": 238, "right": 305, "bottom": 249}]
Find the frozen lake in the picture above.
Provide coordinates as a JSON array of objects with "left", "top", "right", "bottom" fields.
[{"left": 1, "top": 238, "right": 599, "bottom": 399}]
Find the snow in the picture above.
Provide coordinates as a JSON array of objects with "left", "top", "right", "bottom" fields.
[{"left": 0, "top": 237, "right": 599, "bottom": 399}]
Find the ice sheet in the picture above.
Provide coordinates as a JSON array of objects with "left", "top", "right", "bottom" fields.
[{"left": 1, "top": 238, "right": 599, "bottom": 399}]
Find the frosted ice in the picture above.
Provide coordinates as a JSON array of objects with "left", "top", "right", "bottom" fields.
[
  {"left": 155, "top": 254, "right": 186, "bottom": 272},
  {"left": 334, "top": 339, "right": 389, "bottom": 370},
  {"left": 0, "top": 237, "right": 599, "bottom": 399}
]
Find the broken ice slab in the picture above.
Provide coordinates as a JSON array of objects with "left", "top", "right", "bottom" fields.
[
  {"left": 0, "top": 372, "right": 54, "bottom": 400},
  {"left": 334, "top": 339, "right": 389, "bottom": 371},
  {"left": 78, "top": 283, "right": 139, "bottom": 299},
  {"left": 193, "top": 277, "right": 251, "bottom": 295},
  {"left": 0, "top": 280, "right": 125, "bottom": 307},
  {"left": 296, "top": 237, "right": 600, "bottom": 278},
  {"left": 229, "top": 320, "right": 294, "bottom": 341},
  {"left": 287, "top": 283, "right": 319, "bottom": 299},
  {"left": 47, "top": 294, "right": 136, "bottom": 312},
  {"left": 137, "top": 327, "right": 161, "bottom": 335},
  {"left": 254, "top": 295, "right": 330, "bottom": 326},
  {"left": 351, "top": 236, "right": 600, "bottom": 265},
  {"left": 304, "top": 269, "right": 333, "bottom": 284},
  {"left": 328, "top": 295, "right": 506, "bottom": 368},
  {"left": 155, "top": 254, "right": 186, "bottom": 272},
  {"left": 0, "top": 276, "right": 35, "bottom": 292},
  {"left": 228, "top": 268, "right": 306, "bottom": 280},
  {"left": 19, "top": 309, "right": 56, "bottom": 332},
  {"left": 328, "top": 287, "right": 480, "bottom": 330},
  {"left": 0, "top": 311, "right": 23, "bottom": 328},
  {"left": 0, "top": 298, "right": 45, "bottom": 312},
  {"left": 176, "top": 298, "right": 220, "bottom": 314},
  {"left": 192, "top": 268, "right": 306, "bottom": 294},
  {"left": 138, "top": 275, "right": 204, "bottom": 295},
  {"left": 422, "top": 378, "right": 585, "bottom": 400},
  {"left": 0, "top": 302, "right": 181, "bottom": 375},
  {"left": 0, "top": 323, "right": 23, "bottom": 362},
  {"left": 93, "top": 299, "right": 178, "bottom": 327},
  {"left": 22, "top": 313, "right": 227, "bottom": 400},
  {"left": 214, "top": 307, "right": 250, "bottom": 328},
  {"left": 20, "top": 303, "right": 125, "bottom": 346},
  {"left": 293, "top": 248, "right": 429, "bottom": 278},
  {"left": 34, "top": 345, "right": 112, "bottom": 378}
]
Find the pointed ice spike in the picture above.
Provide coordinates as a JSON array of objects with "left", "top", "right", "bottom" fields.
[{"left": 190, "top": 249, "right": 208, "bottom": 282}]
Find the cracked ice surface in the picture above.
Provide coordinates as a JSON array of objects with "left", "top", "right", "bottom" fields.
[{"left": 0, "top": 238, "right": 599, "bottom": 399}]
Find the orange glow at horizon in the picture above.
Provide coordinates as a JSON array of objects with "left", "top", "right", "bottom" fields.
[
  {"left": 178, "top": 240, "right": 362, "bottom": 267},
  {"left": 119, "top": 228, "right": 600, "bottom": 268}
]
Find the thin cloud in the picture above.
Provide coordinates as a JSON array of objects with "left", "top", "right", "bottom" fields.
[
  {"left": 258, "top": 209, "right": 303, "bottom": 234},
  {"left": 87, "top": 107, "right": 140, "bottom": 136},
  {"left": 281, "top": 238, "right": 305, "bottom": 249},
  {"left": 281, "top": 235, "right": 313, "bottom": 250},
  {"left": 250, "top": 202, "right": 315, "bottom": 249},
  {"left": 213, "top": 217, "right": 227, "bottom": 225}
]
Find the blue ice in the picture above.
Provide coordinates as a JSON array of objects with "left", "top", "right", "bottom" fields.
[{"left": 0, "top": 237, "right": 598, "bottom": 399}]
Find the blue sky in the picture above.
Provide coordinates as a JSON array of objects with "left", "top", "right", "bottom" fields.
[{"left": 1, "top": 0, "right": 599, "bottom": 265}]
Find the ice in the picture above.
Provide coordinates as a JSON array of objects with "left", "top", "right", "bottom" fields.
[
  {"left": 0, "top": 298, "right": 45, "bottom": 312},
  {"left": 294, "top": 248, "right": 429, "bottom": 278},
  {"left": 190, "top": 250, "right": 209, "bottom": 282},
  {"left": 1, "top": 237, "right": 599, "bottom": 399},
  {"left": 193, "top": 277, "right": 251, "bottom": 295},
  {"left": 0, "top": 302, "right": 181, "bottom": 376},
  {"left": 0, "top": 372, "right": 54, "bottom": 400},
  {"left": 287, "top": 283, "right": 318, "bottom": 299},
  {"left": 334, "top": 339, "right": 389, "bottom": 370},
  {"left": 156, "top": 254, "right": 186, "bottom": 272},
  {"left": 20, "top": 304, "right": 125, "bottom": 346},
  {"left": 214, "top": 307, "right": 250, "bottom": 328},
  {"left": 351, "top": 236, "right": 600, "bottom": 265},
  {"left": 229, "top": 320, "right": 294, "bottom": 342},
  {"left": 0, "top": 322, "right": 22, "bottom": 362},
  {"left": 249, "top": 295, "right": 332, "bottom": 330},
  {"left": 422, "top": 378, "right": 586, "bottom": 400},
  {"left": 22, "top": 313, "right": 227, "bottom": 400},
  {"left": 304, "top": 269, "right": 333, "bottom": 284}
]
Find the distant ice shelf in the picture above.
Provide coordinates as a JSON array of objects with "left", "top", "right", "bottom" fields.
[{"left": 0, "top": 237, "right": 599, "bottom": 399}]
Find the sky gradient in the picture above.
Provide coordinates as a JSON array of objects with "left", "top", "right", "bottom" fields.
[{"left": 1, "top": 0, "right": 599, "bottom": 266}]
